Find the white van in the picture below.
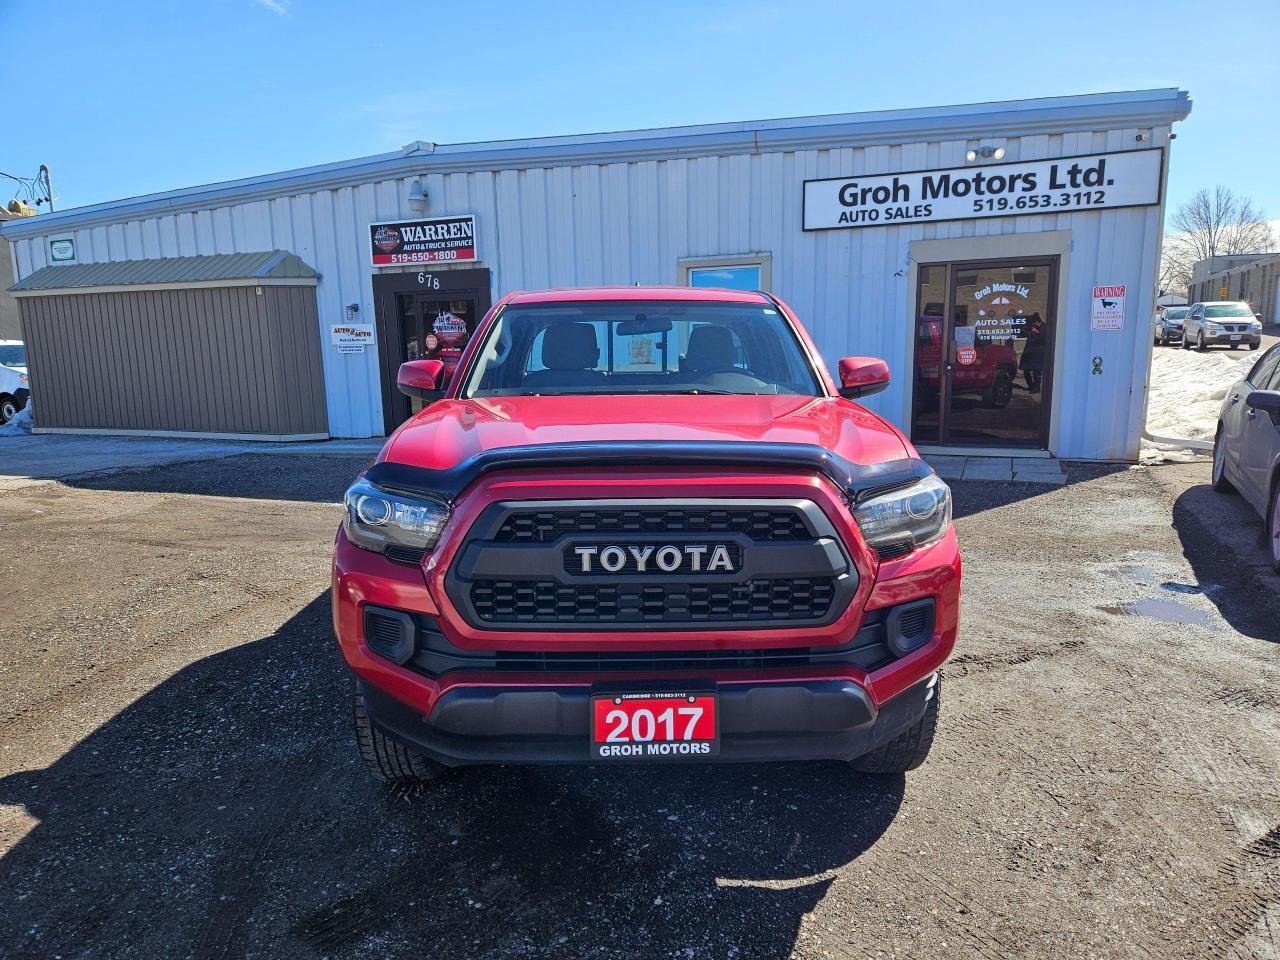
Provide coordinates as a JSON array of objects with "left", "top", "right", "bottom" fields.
[{"left": 0, "top": 340, "right": 30, "bottom": 424}]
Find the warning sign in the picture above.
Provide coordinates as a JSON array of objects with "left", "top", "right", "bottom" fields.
[
  {"left": 956, "top": 346, "right": 978, "bottom": 366},
  {"left": 1091, "top": 285, "right": 1126, "bottom": 331}
]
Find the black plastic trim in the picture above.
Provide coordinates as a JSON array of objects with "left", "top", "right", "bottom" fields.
[
  {"left": 365, "top": 442, "right": 932, "bottom": 504},
  {"left": 409, "top": 608, "right": 895, "bottom": 676}
]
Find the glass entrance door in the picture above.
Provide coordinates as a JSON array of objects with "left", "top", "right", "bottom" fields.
[
  {"left": 393, "top": 293, "right": 479, "bottom": 421},
  {"left": 911, "top": 257, "right": 1057, "bottom": 448}
]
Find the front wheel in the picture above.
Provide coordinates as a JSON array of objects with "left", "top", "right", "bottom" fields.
[
  {"left": 851, "top": 677, "right": 941, "bottom": 773},
  {"left": 1211, "top": 431, "right": 1235, "bottom": 493},
  {"left": 0, "top": 394, "right": 16, "bottom": 425},
  {"left": 983, "top": 371, "right": 1014, "bottom": 409},
  {"left": 1250, "top": 342, "right": 1261, "bottom": 351},
  {"left": 1197, "top": 332, "right": 1208, "bottom": 351},
  {"left": 353, "top": 692, "right": 446, "bottom": 785}
]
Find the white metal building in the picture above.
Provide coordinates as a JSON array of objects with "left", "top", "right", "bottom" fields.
[{"left": 2, "top": 88, "right": 1190, "bottom": 459}]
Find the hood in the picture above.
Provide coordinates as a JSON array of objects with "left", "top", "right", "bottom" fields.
[{"left": 382, "top": 394, "right": 911, "bottom": 474}]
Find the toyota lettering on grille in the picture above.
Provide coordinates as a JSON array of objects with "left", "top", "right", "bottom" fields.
[{"left": 573, "top": 544, "right": 736, "bottom": 574}]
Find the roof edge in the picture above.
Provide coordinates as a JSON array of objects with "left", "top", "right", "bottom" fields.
[{"left": 1, "top": 89, "right": 1191, "bottom": 242}]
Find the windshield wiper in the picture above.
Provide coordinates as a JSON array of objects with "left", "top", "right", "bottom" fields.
[{"left": 647, "top": 388, "right": 738, "bottom": 395}]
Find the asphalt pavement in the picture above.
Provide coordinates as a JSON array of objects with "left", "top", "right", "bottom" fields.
[{"left": 0, "top": 454, "right": 1276, "bottom": 959}]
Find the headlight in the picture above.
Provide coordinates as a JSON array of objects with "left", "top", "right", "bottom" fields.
[
  {"left": 342, "top": 477, "right": 449, "bottom": 554},
  {"left": 852, "top": 474, "right": 952, "bottom": 557}
]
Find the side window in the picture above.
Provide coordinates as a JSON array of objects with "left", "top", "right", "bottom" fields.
[{"left": 1247, "top": 346, "right": 1280, "bottom": 387}]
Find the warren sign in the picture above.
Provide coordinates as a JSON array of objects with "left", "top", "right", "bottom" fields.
[
  {"left": 803, "top": 149, "right": 1163, "bottom": 231},
  {"left": 369, "top": 215, "right": 477, "bottom": 266}
]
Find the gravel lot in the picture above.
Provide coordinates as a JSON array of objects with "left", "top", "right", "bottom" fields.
[{"left": 0, "top": 454, "right": 1277, "bottom": 959}]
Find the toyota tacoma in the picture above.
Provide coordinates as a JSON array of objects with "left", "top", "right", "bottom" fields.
[{"left": 333, "top": 286, "right": 959, "bottom": 783}]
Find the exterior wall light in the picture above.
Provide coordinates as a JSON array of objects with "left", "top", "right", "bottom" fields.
[
  {"left": 346, "top": 303, "right": 360, "bottom": 321},
  {"left": 966, "top": 146, "right": 1007, "bottom": 162},
  {"left": 407, "top": 179, "right": 428, "bottom": 214}
]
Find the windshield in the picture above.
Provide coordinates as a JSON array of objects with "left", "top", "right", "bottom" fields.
[
  {"left": 460, "top": 300, "right": 822, "bottom": 398},
  {"left": 1205, "top": 304, "right": 1254, "bottom": 319},
  {"left": 1162, "top": 308, "right": 1188, "bottom": 320},
  {"left": 0, "top": 344, "right": 25, "bottom": 367}
]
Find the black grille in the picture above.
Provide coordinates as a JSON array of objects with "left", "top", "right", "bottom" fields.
[
  {"left": 446, "top": 499, "right": 857, "bottom": 631},
  {"left": 470, "top": 577, "right": 837, "bottom": 625},
  {"left": 496, "top": 507, "right": 810, "bottom": 542},
  {"left": 410, "top": 610, "right": 898, "bottom": 676}
]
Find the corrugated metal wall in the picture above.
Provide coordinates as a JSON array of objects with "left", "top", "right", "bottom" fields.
[
  {"left": 19, "top": 284, "right": 328, "bottom": 439},
  {"left": 9, "top": 124, "right": 1169, "bottom": 457}
]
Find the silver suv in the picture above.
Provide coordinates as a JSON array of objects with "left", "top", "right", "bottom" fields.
[{"left": 1183, "top": 301, "right": 1263, "bottom": 352}]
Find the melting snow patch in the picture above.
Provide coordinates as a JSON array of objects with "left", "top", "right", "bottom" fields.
[{"left": 1142, "top": 349, "right": 1247, "bottom": 463}]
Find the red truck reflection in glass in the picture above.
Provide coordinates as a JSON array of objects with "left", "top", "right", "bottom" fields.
[
  {"left": 334, "top": 286, "right": 959, "bottom": 787},
  {"left": 916, "top": 305, "right": 1018, "bottom": 408}
]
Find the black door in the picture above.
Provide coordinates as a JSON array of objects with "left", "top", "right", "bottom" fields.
[
  {"left": 910, "top": 257, "right": 1058, "bottom": 448},
  {"left": 374, "top": 268, "right": 491, "bottom": 433}
]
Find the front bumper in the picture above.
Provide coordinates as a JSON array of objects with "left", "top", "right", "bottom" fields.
[
  {"left": 359, "top": 671, "right": 937, "bottom": 765},
  {"left": 1199, "top": 331, "right": 1261, "bottom": 346}
]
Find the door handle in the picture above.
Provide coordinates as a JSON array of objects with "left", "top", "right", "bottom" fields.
[
  {"left": 1229, "top": 394, "right": 1240, "bottom": 404},
  {"left": 1247, "top": 409, "right": 1257, "bottom": 419}
]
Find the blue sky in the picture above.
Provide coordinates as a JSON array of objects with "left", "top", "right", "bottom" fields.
[{"left": 3, "top": 0, "right": 1277, "bottom": 224}]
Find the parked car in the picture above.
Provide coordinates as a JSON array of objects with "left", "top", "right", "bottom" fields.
[
  {"left": 0, "top": 340, "right": 29, "bottom": 425},
  {"left": 1183, "top": 302, "right": 1262, "bottom": 352},
  {"left": 1154, "top": 306, "right": 1189, "bottom": 346},
  {"left": 334, "top": 286, "right": 958, "bottom": 786},
  {"left": 1212, "top": 343, "right": 1280, "bottom": 571}
]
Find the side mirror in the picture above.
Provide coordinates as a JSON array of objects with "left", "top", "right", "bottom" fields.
[
  {"left": 397, "top": 359, "right": 446, "bottom": 401},
  {"left": 1256, "top": 313, "right": 1264, "bottom": 322},
  {"left": 1246, "top": 390, "right": 1280, "bottom": 426},
  {"left": 837, "top": 357, "right": 891, "bottom": 400}
]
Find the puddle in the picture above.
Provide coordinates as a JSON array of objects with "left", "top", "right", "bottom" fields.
[{"left": 1099, "top": 598, "right": 1212, "bottom": 628}]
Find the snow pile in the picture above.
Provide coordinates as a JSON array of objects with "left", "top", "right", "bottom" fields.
[
  {"left": 1141, "top": 348, "right": 1247, "bottom": 463},
  {"left": 0, "top": 399, "right": 33, "bottom": 436}
]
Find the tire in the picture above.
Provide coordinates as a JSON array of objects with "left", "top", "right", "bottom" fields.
[
  {"left": 1211, "top": 430, "right": 1235, "bottom": 493},
  {"left": 1197, "top": 331, "right": 1207, "bottom": 351},
  {"left": 353, "top": 692, "right": 446, "bottom": 785},
  {"left": 1268, "top": 481, "right": 1280, "bottom": 574},
  {"left": 0, "top": 394, "right": 15, "bottom": 425},
  {"left": 983, "top": 371, "right": 1014, "bottom": 409},
  {"left": 1182, "top": 334, "right": 1191, "bottom": 351},
  {"left": 851, "top": 677, "right": 941, "bottom": 773},
  {"left": 1250, "top": 343, "right": 1261, "bottom": 351}
]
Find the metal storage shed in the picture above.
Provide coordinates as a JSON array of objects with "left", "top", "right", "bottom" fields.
[{"left": 11, "top": 251, "right": 329, "bottom": 440}]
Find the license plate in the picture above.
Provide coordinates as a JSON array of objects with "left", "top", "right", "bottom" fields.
[
  {"left": 1230, "top": 334, "right": 1241, "bottom": 341},
  {"left": 591, "top": 692, "right": 718, "bottom": 760}
]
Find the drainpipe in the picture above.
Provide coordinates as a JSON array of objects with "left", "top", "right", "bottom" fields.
[{"left": 1141, "top": 428, "right": 1213, "bottom": 452}]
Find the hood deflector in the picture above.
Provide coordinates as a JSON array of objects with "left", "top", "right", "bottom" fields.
[{"left": 365, "top": 441, "right": 933, "bottom": 504}]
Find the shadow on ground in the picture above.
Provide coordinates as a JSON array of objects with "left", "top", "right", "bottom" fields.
[
  {"left": 1171, "top": 482, "right": 1280, "bottom": 642},
  {"left": 0, "top": 593, "right": 903, "bottom": 959},
  {"left": 66, "top": 453, "right": 372, "bottom": 504}
]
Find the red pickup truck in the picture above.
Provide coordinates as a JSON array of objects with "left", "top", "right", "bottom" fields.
[{"left": 333, "top": 287, "right": 959, "bottom": 784}]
